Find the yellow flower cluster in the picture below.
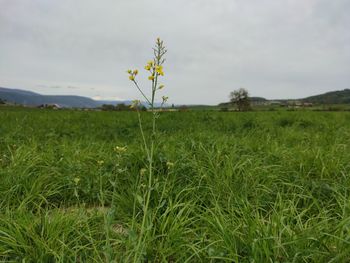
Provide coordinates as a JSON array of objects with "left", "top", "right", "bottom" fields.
[
  {"left": 130, "top": 99, "right": 141, "bottom": 109},
  {"left": 127, "top": 69, "right": 138, "bottom": 81},
  {"left": 128, "top": 55, "right": 165, "bottom": 82},
  {"left": 156, "top": 65, "right": 164, "bottom": 76},
  {"left": 166, "top": 161, "right": 174, "bottom": 168},
  {"left": 144, "top": 60, "right": 165, "bottom": 81},
  {"left": 144, "top": 60, "right": 153, "bottom": 71},
  {"left": 162, "top": 96, "right": 169, "bottom": 103},
  {"left": 114, "top": 146, "right": 127, "bottom": 153},
  {"left": 140, "top": 168, "right": 147, "bottom": 176},
  {"left": 73, "top": 177, "right": 80, "bottom": 185}
]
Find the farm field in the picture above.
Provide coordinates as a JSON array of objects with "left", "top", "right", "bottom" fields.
[{"left": 1, "top": 108, "right": 350, "bottom": 262}]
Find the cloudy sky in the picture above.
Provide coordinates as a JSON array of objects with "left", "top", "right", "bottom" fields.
[{"left": 0, "top": 0, "right": 349, "bottom": 104}]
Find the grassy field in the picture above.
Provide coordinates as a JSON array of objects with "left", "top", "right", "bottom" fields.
[{"left": 1, "top": 107, "right": 350, "bottom": 262}]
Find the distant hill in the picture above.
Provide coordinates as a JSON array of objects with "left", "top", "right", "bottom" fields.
[
  {"left": 0, "top": 87, "right": 133, "bottom": 108},
  {"left": 250, "top": 97, "right": 268, "bottom": 102},
  {"left": 219, "top": 89, "right": 350, "bottom": 106},
  {"left": 302, "top": 89, "right": 350, "bottom": 104}
]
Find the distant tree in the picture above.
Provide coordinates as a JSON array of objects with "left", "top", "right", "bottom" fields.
[
  {"left": 139, "top": 105, "right": 147, "bottom": 111},
  {"left": 178, "top": 105, "right": 189, "bottom": 112},
  {"left": 101, "top": 104, "right": 116, "bottom": 111},
  {"left": 115, "top": 103, "right": 129, "bottom": 111},
  {"left": 101, "top": 103, "right": 146, "bottom": 111},
  {"left": 0, "top": 98, "right": 5, "bottom": 104},
  {"left": 128, "top": 103, "right": 147, "bottom": 111},
  {"left": 230, "top": 88, "right": 251, "bottom": 111}
]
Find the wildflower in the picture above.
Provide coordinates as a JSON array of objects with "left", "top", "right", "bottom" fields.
[
  {"left": 156, "top": 65, "right": 164, "bottom": 76},
  {"left": 127, "top": 69, "right": 132, "bottom": 74},
  {"left": 148, "top": 75, "right": 155, "bottom": 81},
  {"left": 113, "top": 224, "right": 128, "bottom": 236},
  {"left": 114, "top": 146, "right": 127, "bottom": 153},
  {"left": 73, "top": 177, "right": 80, "bottom": 185},
  {"left": 166, "top": 161, "right": 174, "bottom": 168},
  {"left": 130, "top": 100, "right": 140, "bottom": 109},
  {"left": 144, "top": 64, "right": 151, "bottom": 71},
  {"left": 140, "top": 168, "right": 147, "bottom": 176},
  {"left": 162, "top": 96, "right": 169, "bottom": 103},
  {"left": 129, "top": 75, "right": 135, "bottom": 81},
  {"left": 97, "top": 160, "right": 104, "bottom": 166},
  {"left": 147, "top": 60, "right": 154, "bottom": 66},
  {"left": 133, "top": 69, "right": 138, "bottom": 75}
]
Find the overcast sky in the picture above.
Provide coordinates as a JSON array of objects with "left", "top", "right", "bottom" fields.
[{"left": 0, "top": 0, "right": 349, "bottom": 104}]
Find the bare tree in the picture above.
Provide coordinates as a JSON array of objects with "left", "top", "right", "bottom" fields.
[{"left": 230, "top": 88, "right": 251, "bottom": 111}]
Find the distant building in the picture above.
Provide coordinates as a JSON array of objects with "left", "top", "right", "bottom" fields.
[
  {"left": 38, "top": 104, "right": 62, "bottom": 109},
  {"left": 302, "top": 102, "right": 313, "bottom": 107},
  {"left": 287, "top": 101, "right": 313, "bottom": 108},
  {"left": 270, "top": 100, "right": 283, "bottom": 105}
]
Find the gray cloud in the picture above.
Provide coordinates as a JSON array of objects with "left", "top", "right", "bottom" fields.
[
  {"left": 0, "top": 0, "right": 349, "bottom": 104},
  {"left": 37, "top": 84, "right": 80, "bottom": 90}
]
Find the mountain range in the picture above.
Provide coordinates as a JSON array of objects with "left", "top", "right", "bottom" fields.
[
  {"left": 0, "top": 87, "right": 135, "bottom": 108},
  {"left": 1, "top": 87, "right": 349, "bottom": 108}
]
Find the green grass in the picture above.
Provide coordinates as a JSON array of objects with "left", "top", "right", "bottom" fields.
[{"left": 1, "top": 108, "right": 350, "bottom": 262}]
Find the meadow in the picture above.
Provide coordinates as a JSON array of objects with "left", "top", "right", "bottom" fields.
[{"left": 1, "top": 107, "right": 350, "bottom": 262}]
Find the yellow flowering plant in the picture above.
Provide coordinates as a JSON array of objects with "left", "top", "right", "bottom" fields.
[{"left": 127, "top": 37, "right": 167, "bottom": 261}]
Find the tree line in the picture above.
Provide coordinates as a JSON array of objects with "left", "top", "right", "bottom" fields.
[{"left": 100, "top": 103, "right": 147, "bottom": 111}]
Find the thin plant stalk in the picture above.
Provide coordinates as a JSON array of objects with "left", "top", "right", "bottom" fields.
[{"left": 127, "top": 38, "right": 167, "bottom": 262}]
